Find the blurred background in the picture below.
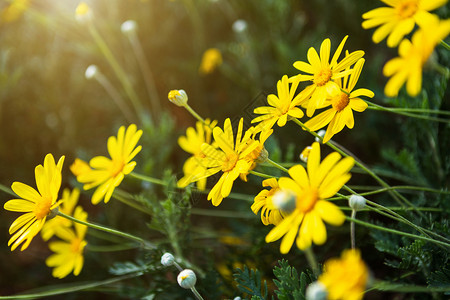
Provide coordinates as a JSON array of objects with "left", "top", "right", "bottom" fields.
[{"left": 0, "top": 0, "right": 448, "bottom": 299}]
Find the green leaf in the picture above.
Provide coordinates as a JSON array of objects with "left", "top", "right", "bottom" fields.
[{"left": 233, "top": 265, "right": 269, "bottom": 300}]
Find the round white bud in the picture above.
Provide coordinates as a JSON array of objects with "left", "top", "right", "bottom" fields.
[
  {"left": 177, "top": 269, "right": 197, "bottom": 289},
  {"left": 272, "top": 189, "right": 297, "bottom": 213},
  {"left": 315, "top": 130, "right": 326, "bottom": 142},
  {"left": 121, "top": 20, "right": 137, "bottom": 34},
  {"left": 168, "top": 89, "right": 188, "bottom": 107},
  {"left": 349, "top": 195, "right": 367, "bottom": 211},
  {"left": 232, "top": 19, "right": 248, "bottom": 33},
  {"left": 305, "top": 281, "right": 327, "bottom": 300},
  {"left": 161, "top": 252, "right": 175, "bottom": 266},
  {"left": 85, "top": 65, "right": 98, "bottom": 80}
]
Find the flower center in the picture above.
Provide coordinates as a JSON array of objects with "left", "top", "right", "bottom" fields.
[
  {"left": 313, "top": 68, "right": 332, "bottom": 86},
  {"left": 34, "top": 197, "right": 52, "bottom": 220},
  {"left": 332, "top": 92, "right": 350, "bottom": 112},
  {"left": 396, "top": 1, "right": 418, "bottom": 19},
  {"left": 71, "top": 238, "right": 86, "bottom": 254},
  {"left": 110, "top": 160, "right": 125, "bottom": 178},
  {"left": 222, "top": 153, "right": 238, "bottom": 172},
  {"left": 297, "top": 188, "right": 319, "bottom": 213}
]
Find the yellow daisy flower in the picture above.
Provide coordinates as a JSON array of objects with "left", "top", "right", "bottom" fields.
[
  {"left": 199, "top": 118, "right": 259, "bottom": 206},
  {"left": 46, "top": 206, "right": 88, "bottom": 279},
  {"left": 265, "top": 142, "right": 354, "bottom": 253},
  {"left": 318, "top": 249, "right": 369, "bottom": 300},
  {"left": 362, "top": 0, "right": 448, "bottom": 47},
  {"left": 251, "top": 178, "right": 284, "bottom": 226},
  {"left": 76, "top": 124, "right": 143, "bottom": 204},
  {"left": 4, "top": 153, "right": 65, "bottom": 251},
  {"left": 252, "top": 75, "right": 305, "bottom": 131},
  {"left": 177, "top": 119, "right": 217, "bottom": 190},
  {"left": 304, "top": 58, "right": 374, "bottom": 143},
  {"left": 199, "top": 48, "right": 223, "bottom": 74},
  {"left": 0, "top": 0, "right": 30, "bottom": 23},
  {"left": 41, "top": 188, "right": 80, "bottom": 241},
  {"left": 291, "top": 36, "right": 365, "bottom": 117},
  {"left": 383, "top": 16, "right": 450, "bottom": 97}
]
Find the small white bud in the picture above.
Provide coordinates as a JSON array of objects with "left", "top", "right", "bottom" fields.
[
  {"left": 349, "top": 195, "right": 366, "bottom": 211},
  {"left": 306, "top": 281, "right": 327, "bottom": 300},
  {"left": 121, "top": 20, "right": 137, "bottom": 35},
  {"left": 232, "top": 19, "right": 247, "bottom": 33},
  {"left": 168, "top": 89, "right": 188, "bottom": 107},
  {"left": 75, "top": 2, "right": 93, "bottom": 23},
  {"left": 233, "top": 297, "right": 242, "bottom": 300},
  {"left": 161, "top": 252, "right": 175, "bottom": 266},
  {"left": 272, "top": 189, "right": 296, "bottom": 213},
  {"left": 300, "top": 146, "right": 312, "bottom": 163},
  {"left": 315, "top": 130, "right": 326, "bottom": 142},
  {"left": 177, "top": 269, "right": 197, "bottom": 289},
  {"left": 85, "top": 65, "right": 99, "bottom": 79}
]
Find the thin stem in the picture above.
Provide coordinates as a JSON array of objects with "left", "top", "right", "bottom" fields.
[
  {"left": 0, "top": 184, "right": 15, "bottom": 197},
  {"left": 350, "top": 210, "right": 356, "bottom": 249},
  {"left": 113, "top": 189, "right": 152, "bottom": 215},
  {"left": 184, "top": 103, "right": 206, "bottom": 124},
  {"left": 440, "top": 39, "right": 450, "bottom": 51},
  {"left": 190, "top": 287, "right": 205, "bottom": 300},
  {"left": 304, "top": 247, "right": 319, "bottom": 277},
  {"left": 249, "top": 170, "right": 274, "bottom": 179},
  {"left": 191, "top": 208, "right": 254, "bottom": 218},
  {"left": 345, "top": 217, "right": 450, "bottom": 248},
  {"left": 94, "top": 72, "right": 135, "bottom": 123},
  {"left": 266, "top": 158, "right": 289, "bottom": 173},
  {"left": 126, "top": 31, "right": 162, "bottom": 120},
  {"left": 366, "top": 101, "right": 449, "bottom": 123},
  {"left": 87, "top": 243, "right": 138, "bottom": 252},
  {"left": 57, "top": 211, "right": 154, "bottom": 249},
  {"left": 129, "top": 171, "right": 166, "bottom": 185},
  {"left": 88, "top": 22, "right": 145, "bottom": 122}
]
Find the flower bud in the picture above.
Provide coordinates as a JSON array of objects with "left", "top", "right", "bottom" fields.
[
  {"left": 300, "top": 146, "right": 312, "bottom": 163},
  {"left": 256, "top": 147, "right": 268, "bottom": 163},
  {"left": 177, "top": 269, "right": 197, "bottom": 289},
  {"left": 168, "top": 89, "right": 188, "bottom": 107},
  {"left": 306, "top": 281, "right": 327, "bottom": 300},
  {"left": 161, "top": 252, "right": 175, "bottom": 266},
  {"left": 315, "top": 129, "right": 326, "bottom": 142},
  {"left": 349, "top": 195, "right": 366, "bottom": 211},
  {"left": 85, "top": 65, "right": 98, "bottom": 80},
  {"left": 272, "top": 189, "right": 296, "bottom": 213},
  {"left": 232, "top": 19, "right": 247, "bottom": 33},
  {"left": 75, "top": 2, "right": 93, "bottom": 23},
  {"left": 121, "top": 20, "right": 137, "bottom": 35}
]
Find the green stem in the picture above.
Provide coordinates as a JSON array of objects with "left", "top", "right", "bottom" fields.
[
  {"left": 0, "top": 273, "right": 143, "bottom": 299},
  {"left": 88, "top": 22, "right": 145, "bottom": 122},
  {"left": 129, "top": 171, "right": 166, "bottom": 185},
  {"left": 366, "top": 101, "right": 449, "bottom": 123},
  {"left": 184, "top": 103, "right": 206, "bottom": 124},
  {"left": 86, "top": 243, "right": 138, "bottom": 252},
  {"left": 57, "top": 211, "right": 154, "bottom": 249},
  {"left": 190, "top": 287, "right": 205, "bottom": 300},
  {"left": 345, "top": 216, "right": 450, "bottom": 248},
  {"left": 350, "top": 210, "right": 356, "bottom": 249},
  {"left": 304, "top": 247, "right": 320, "bottom": 277},
  {"left": 0, "top": 183, "right": 15, "bottom": 197},
  {"left": 266, "top": 158, "right": 289, "bottom": 173},
  {"left": 113, "top": 189, "right": 152, "bottom": 215},
  {"left": 191, "top": 208, "right": 254, "bottom": 218},
  {"left": 440, "top": 39, "right": 450, "bottom": 51},
  {"left": 249, "top": 170, "right": 274, "bottom": 179}
]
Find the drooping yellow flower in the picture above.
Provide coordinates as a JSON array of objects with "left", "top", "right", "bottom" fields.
[
  {"left": 4, "top": 154, "right": 65, "bottom": 251},
  {"left": 199, "top": 48, "right": 223, "bottom": 74},
  {"left": 304, "top": 58, "right": 374, "bottom": 143},
  {"left": 168, "top": 89, "right": 188, "bottom": 107},
  {"left": 70, "top": 158, "right": 91, "bottom": 177},
  {"left": 383, "top": 16, "right": 450, "bottom": 97},
  {"left": 177, "top": 119, "right": 217, "bottom": 190},
  {"left": 46, "top": 206, "right": 88, "bottom": 279},
  {"left": 240, "top": 128, "right": 273, "bottom": 182},
  {"left": 198, "top": 118, "right": 259, "bottom": 206},
  {"left": 251, "top": 178, "right": 284, "bottom": 225},
  {"left": 76, "top": 124, "right": 143, "bottom": 204},
  {"left": 41, "top": 188, "right": 80, "bottom": 241},
  {"left": 265, "top": 142, "right": 354, "bottom": 253},
  {"left": 252, "top": 75, "right": 305, "bottom": 131},
  {"left": 362, "top": 0, "right": 448, "bottom": 47},
  {"left": 318, "top": 249, "right": 369, "bottom": 300},
  {"left": 0, "top": 0, "right": 30, "bottom": 23},
  {"left": 291, "top": 36, "right": 365, "bottom": 117}
]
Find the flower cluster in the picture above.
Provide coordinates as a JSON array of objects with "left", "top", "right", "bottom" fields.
[{"left": 362, "top": 0, "right": 450, "bottom": 96}]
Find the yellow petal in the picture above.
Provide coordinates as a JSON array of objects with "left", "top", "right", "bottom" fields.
[{"left": 315, "top": 200, "right": 345, "bottom": 226}]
